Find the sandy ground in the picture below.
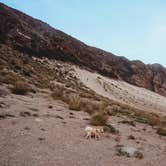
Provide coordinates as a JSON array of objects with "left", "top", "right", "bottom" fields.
[
  {"left": 0, "top": 85, "right": 166, "bottom": 166},
  {"left": 74, "top": 66, "right": 166, "bottom": 117}
]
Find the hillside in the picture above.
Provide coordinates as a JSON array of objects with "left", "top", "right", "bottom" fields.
[
  {"left": 0, "top": 3, "right": 166, "bottom": 166},
  {"left": 1, "top": 2, "right": 166, "bottom": 97}
]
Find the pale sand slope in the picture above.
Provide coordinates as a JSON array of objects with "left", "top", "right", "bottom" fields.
[
  {"left": 0, "top": 87, "right": 166, "bottom": 166},
  {"left": 74, "top": 66, "right": 166, "bottom": 117}
]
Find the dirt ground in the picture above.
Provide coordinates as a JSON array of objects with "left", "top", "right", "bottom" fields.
[{"left": 0, "top": 86, "right": 166, "bottom": 166}]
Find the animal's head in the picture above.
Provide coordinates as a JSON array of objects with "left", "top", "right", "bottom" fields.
[{"left": 96, "top": 127, "right": 104, "bottom": 133}]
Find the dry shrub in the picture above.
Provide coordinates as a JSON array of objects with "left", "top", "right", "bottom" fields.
[
  {"left": 0, "top": 71, "right": 22, "bottom": 85},
  {"left": 90, "top": 112, "right": 108, "bottom": 126},
  {"left": 156, "top": 119, "right": 166, "bottom": 136},
  {"left": 51, "top": 85, "right": 66, "bottom": 100},
  {"left": 79, "top": 98, "right": 96, "bottom": 114},
  {"left": 67, "top": 93, "right": 81, "bottom": 111},
  {"left": 110, "top": 104, "right": 121, "bottom": 112},
  {"left": 11, "top": 81, "right": 30, "bottom": 95},
  {"left": 157, "top": 126, "right": 166, "bottom": 136}
]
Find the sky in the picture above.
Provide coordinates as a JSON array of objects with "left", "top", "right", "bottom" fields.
[{"left": 1, "top": 0, "right": 166, "bottom": 67}]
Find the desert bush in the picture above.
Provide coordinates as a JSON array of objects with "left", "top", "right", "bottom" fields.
[
  {"left": 90, "top": 112, "right": 108, "bottom": 126},
  {"left": 79, "top": 98, "right": 96, "bottom": 114},
  {"left": 110, "top": 104, "right": 121, "bottom": 112},
  {"left": 67, "top": 93, "right": 81, "bottom": 111},
  {"left": 51, "top": 85, "right": 66, "bottom": 100},
  {"left": 156, "top": 126, "right": 166, "bottom": 136},
  {"left": 156, "top": 119, "right": 166, "bottom": 136},
  {"left": 0, "top": 71, "right": 22, "bottom": 85},
  {"left": 11, "top": 81, "right": 30, "bottom": 95}
]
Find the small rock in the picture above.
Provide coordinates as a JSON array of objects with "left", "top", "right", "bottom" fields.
[
  {"left": 119, "top": 120, "right": 136, "bottom": 127},
  {"left": 35, "top": 118, "right": 43, "bottom": 122},
  {"left": 24, "top": 126, "right": 31, "bottom": 130},
  {"left": 20, "top": 111, "right": 31, "bottom": 117},
  {"left": 115, "top": 145, "right": 143, "bottom": 159},
  {"left": 38, "top": 137, "right": 45, "bottom": 141},
  {"left": 142, "top": 127, "right": 146, "bottom": 131},
  {"left": 0, "top": 113, "right": 15, "bottom": 119},
  {"left": 83, "top": 118, "right": 90, "bottom": 121},
  {"left": 40, "top": 128, "right": 46, "bottom": 131},
  {"left": 0, "top": 114, "right": 6, "bottom": 119},
  {"left": 32, "top": 113, "right": 39, "bottom": 117},
  {"left": 55, "top": 115, "right": 64, "bottom": 119},
  {"left": 69, "top": 112, "right": 74, "bottom": 115},
  {"left": 48, "top": 105, "right": 53, "bottom": 109},
  {"left": 128, "top": 135, "right": 136, "bottom": 140},
  {"left": 69, "top": 115, "right": 75, "bottom": 119},
  {"left": 29, "top": 108, "right": 39, "bottom": 112}
]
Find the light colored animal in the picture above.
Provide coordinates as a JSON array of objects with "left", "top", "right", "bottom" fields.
[{"left": 85, "top": 126, "right": 104, "bottom": 139}]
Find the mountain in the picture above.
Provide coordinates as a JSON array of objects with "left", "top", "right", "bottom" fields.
[{"left": 0, "top": 2, "right": 166, "bottom": 96}]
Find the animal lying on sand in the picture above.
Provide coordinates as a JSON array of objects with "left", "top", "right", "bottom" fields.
[{"left": 85, "top": 126, "right": 104, "bottom": 139}]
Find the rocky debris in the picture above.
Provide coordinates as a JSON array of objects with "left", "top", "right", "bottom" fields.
[
  {"left": 55, "top": 115, "right": 64, "bottom": 120},
  {"left": 48, "top": 105, "right": 53, "bottom": 109},
  {"left": 69, "top": 115, "right": 76, "bottom": 119},
  {"left": 83, "top": 118, "right": 90, "bottom": 121},
  {"left": 29, "top": 108, "right": 39, "bottom": 112},
  {"left": 0, "top": 88, "right": 8, "bottom": 97},
  {"left": 24, "top": 126, "right": 31, "bottom": 130},
  {"left": 119, "top": 120, "right": 136, "bottom": 127},
  {"left": 128, "top": 135, "right": 136, "bottom": 140},
  {"left": 35, "top": 118, "right": 43, "bottom": 122},
  {"left": 32, "top": 113, "right": 39, "bottom": 117},
  {"left": 113, "top": 134, "right": 121, "bottom": 143},
  {"left": 0, "top": 101, "right": 7, "bottom": 108},
  {"left": 0, "top": 113, "right": 15, "bottom": 119},
  {"left": 20, "top": 111, "right": 31, "bottom": 117},
  {"left": 1, "top": 3, "right": 166, "bottom": 97},
  {"left": 115, "top": 145, "right": 143, "bottom": 159},
  {"left": 38, "top": 137, "right": 45, "bottom": 141},
  {"left": 40, "top": 128, "right": 46, "bottom": 131}
]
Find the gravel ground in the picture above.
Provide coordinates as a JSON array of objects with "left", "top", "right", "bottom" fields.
[{"left": 0, "top": 88, "right": 166, "bottom": 166}]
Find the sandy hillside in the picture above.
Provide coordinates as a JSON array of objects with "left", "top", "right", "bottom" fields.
[
  {"left": 74, "top": 66, "right": 166, "bottom": 117},
  {"left": 0, "top": 84, "right": 166, "bottom": 166}
]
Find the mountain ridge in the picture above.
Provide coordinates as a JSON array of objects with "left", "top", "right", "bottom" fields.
[{"left": 1, "top": 2, "right": 166, "bottom": 96}]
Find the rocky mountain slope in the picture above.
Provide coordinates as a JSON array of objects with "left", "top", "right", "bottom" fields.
[
  {"left": 0, "top": 3, "right": 166, "bottom": 165},
  {"left": 1, "top": 2, "right": 166, "bottom": 96}
]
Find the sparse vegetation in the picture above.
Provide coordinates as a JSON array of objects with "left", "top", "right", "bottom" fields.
[
  {"left": 156, "top": 127, "right": 166, "bottom": 136},
  {"left": 11, "top": 81, "right": 30, "bottom": 95},
  {"left": 90, "top": 112, "right": 108, "bottom": 126},
  {"left": 51, "top": 85, "right": 66, "bottom": 100},
  {"left": 67, "top": 93, "right": 81, "bottom": 111}
]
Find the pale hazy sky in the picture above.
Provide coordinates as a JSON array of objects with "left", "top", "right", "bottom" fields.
[{"left": 1, "top": 0, "right": 166, "bottom": 67}]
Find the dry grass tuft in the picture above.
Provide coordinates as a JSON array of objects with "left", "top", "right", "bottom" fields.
[
  {"left": 51, "top": 85, "right": 66, "bottom": 100},
  {"left": 11, "top": 81, "right": 31, "bottom": 95},
  {"left": 90, "top": 112, "right": 108, "bottom": 126},
  {"left": 67, "top": 93, "right": 81, "bottom": 111}
]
